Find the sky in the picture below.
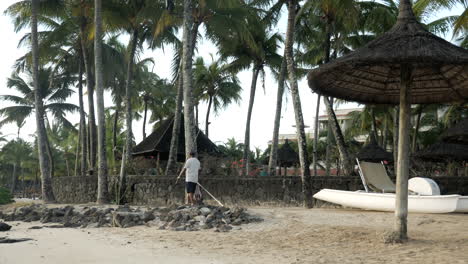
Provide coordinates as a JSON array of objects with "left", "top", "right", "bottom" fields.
[{"left": 0, "top": 1, "right": 463, "bottom": 150}]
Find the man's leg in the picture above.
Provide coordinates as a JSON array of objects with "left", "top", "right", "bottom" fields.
[{"left": 187, "top": 193, "right": 194, "bottom": 205}]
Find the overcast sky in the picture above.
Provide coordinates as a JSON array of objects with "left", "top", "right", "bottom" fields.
[{"left": 0, "top": 1, "right": 463, "bottom": 149}]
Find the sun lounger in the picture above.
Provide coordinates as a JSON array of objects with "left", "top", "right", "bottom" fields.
[{"left": 356, "top": 158, "right": 396, "bottom": 193}]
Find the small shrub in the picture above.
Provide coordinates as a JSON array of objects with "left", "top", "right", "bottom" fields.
[{"left": 0, "top": 187, "right": 14, "bottom": 205}]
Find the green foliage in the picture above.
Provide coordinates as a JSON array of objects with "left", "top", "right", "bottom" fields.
[{"left": 0, "top": 187, "right": 13, "bottom": 205}]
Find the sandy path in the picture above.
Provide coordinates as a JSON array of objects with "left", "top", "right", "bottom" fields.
[{"left": 1, "top": 207, "right": 467, "bottom": 264}]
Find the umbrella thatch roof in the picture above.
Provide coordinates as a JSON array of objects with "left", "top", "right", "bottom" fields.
[
  {"left": 441, "top": 118, "right": 468, "bottom": 144},
  {"left": 413, "top": 141, "right": 468, "bottom": 162},
  {"left": 356, "top": 136, "right": 393, "bottom": 162},
  {"left": 132, "top": 115, "right": 220, "bottom": 161},
  {"left": 277, "top": 139, "right": 299, "bottom": 167},
  {"left": 307, "top": 0, "right": 468, "bottom": 104}
]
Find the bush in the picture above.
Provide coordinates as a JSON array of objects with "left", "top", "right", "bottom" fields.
[{"left": 0, "top": 187, "right": 13, "bottom": 205}]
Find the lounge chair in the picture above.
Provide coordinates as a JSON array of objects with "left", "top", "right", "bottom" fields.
[{"left": 356, "top": 158, "right": 396, "bottom": 193}]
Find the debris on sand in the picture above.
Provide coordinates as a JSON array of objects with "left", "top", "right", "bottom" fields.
[
  {"left": 0, "top": 222, "right": 11, "bottom": 231},
  {"left": 0, "top": 204, "right": 262, "bottom": 232},
  {"left": 0, "top": 237, "right": 33, "bottom": 244}
]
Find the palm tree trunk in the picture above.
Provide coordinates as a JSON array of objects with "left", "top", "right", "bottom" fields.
[
  {"left": 394, "top": 64, "right": 412, "bottom": 241},
  {"left": 182, "top": 0, "right": 197, "bottom": 158},
  {"left": 95, "top": 0, "right": 109, "bottom": 204},
  {"left": 393, "top": 106, "right": 399, "bottom": 163},
  {"left": 44, "top": 129, "right": 55, "bottom": 178},
  {"left": 195, "top": 103, "right": 199, "bottom": 127},
  {"left": 285, "top": 0, "right": 312, "bottom": 207},
  {"left": 166, "top": 18, "right": 200, "bottom": 175},
  {"left": 74, "top": 126, "right": 80, "bottom": 177},
  {"left": 111, "top": 107, "right": 119, "bottom": 175},
  {"left": 412, "top": 105, "right": 423, "bottom": 152},
  {"left": 123, "top": 29, "right": 138, "bottom": 162},
  {"left": 371, "top": 107, "right": 379, "bottom": 145},
  {"left": 78, "top": 52, "right": 88, "bottom": 176},
  {"left": 205, "top": 95, "right": 213, "bottom": 137},
  {"left": 142, "top": 96, "right": 148, "bottom": 140},
  {"left": 313, "top": 94, "right": 321, "bottom": 176},
  {"left": 165, "top": 74, "right": 183, "bottom": 175},
  {"left": 323, "top": 97, "right": 353, "bottom": 176},
  {"left": 10, "top": 163, "right": 17, "bottom": 194},
  {"left": 118, "top": 29, "right": 139, "bottom": 203},
  {"left": 81, "top": 34, "right": 97, "bottom": 171},
  {"left": 382, "top": 115, "right": 389, "bottom": 150},
  {"left": 31, "top": 0, "right": 55, "bottom": 203},
  {"left": 325, "top": 97, "right": 333, "bottom": 176},
  {"left": 243, "top": 66, "right": 261, "bottom": 176},
  {"left": 65, "top": 158, "right": 70, "bottom": 177},
  {"left": 268, "top": 57, "right": 287, "bottom": 176}
]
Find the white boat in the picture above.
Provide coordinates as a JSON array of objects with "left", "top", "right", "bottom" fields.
[
  {"left": 312, "top": 159, "right": 468, "bottom": 214},
  {"left": 313, "top": 189, "right": 467, "bottom": 213}
]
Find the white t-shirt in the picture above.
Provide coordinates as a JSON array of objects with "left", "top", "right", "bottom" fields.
[{"left": 184, "top": 157, "right": 200, "bottom": 183}]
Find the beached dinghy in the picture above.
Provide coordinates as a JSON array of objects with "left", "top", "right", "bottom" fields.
[
  {"left": 313, "top": 160, "right": 468, "bottom": 213},
  {"left": 314, "top": 189, "right": 467, "bottom": 213}
]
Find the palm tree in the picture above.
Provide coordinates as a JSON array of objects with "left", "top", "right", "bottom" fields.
[
  {"left": 138, "top": 74, "right": 177, "bottom": 136},
  {"left": 219, "top": 12, "right": 282, "bottom": 176},
  {"left": 284, "top": 0, "right": 314, "bottom": 207},
  {"left": 94, "top": 0, "right": 109, "bottom": 204},
  {"left": 0, "top": 139, "right": 33, "bottom": 194},
  {"left": 165, "top": 0, "right": 254, "bottom": 173},
  {"left": 31, "top": 0, "right": 55, "bottom": 202},
  {"left": 181, "top": 0, "right": 197, "bottom": 157},
  {"left": 193, "top": 56, "right": 242, "bottom": 137}
]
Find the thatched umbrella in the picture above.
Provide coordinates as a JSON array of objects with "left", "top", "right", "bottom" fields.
[
  {"left": 277, "top": 139, "right": 299, "bottom": 167},
  {"left": 413, "top": 142, "right": 468, "bottom": 162},
  {"left": 262, "top": 139, "right": 299, "bottom": 175},
  {"left": 441, "top": 118, "right": 468, "bottom": 144},
  {"left": 308, "top": 0, "right": 468, "bottom": 241},
  {"left": 357, "top": 136, "right": 393, "bottom": 163}
]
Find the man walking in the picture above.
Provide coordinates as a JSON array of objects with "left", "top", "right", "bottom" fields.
[{"left": 177, "top": 152, "right": 200, "bottom": 205}]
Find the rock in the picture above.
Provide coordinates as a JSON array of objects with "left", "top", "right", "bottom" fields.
[
  {"left": 193, "top": 215, "right": 206, "bottom": 223},
  {"left": 205, "top": 214, "right": 215, "bottom": 224},
  {"left": 200, "top": 207, "right": 211, "bottom": 216},
  {"left": 232, "top": 218, "right": 243, "bottom": 226},
  {"left": 142, "top": 212, "right": 155, "bottom": 222},
  {"left": 174, "top": 226, "right": 186, "bottom": 231},
  {"left": 0, "top": 222, "right": 12, "bottom": 232},
  {"left": 214, "top": 224, "right": 232, "bottom": 232},
  {"left": 87, "top": 223, "right": 99, "bottom": 228}
]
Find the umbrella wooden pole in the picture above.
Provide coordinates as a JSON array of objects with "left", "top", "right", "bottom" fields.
[{"left": 394, "top": 64, "right": 412, "bottom": 240}]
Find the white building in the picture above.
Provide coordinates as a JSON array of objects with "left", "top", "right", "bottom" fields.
[{"left": 273, "top": 107, "right": 365, "bottom": 144}]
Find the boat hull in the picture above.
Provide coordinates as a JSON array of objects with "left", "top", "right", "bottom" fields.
[{"left": 313, "top": 189, "right": 466, "bottom": 214}]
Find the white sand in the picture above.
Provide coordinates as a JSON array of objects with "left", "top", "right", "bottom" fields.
[{"left": 1, "top": 206, "right": 467, "bottom": 264}]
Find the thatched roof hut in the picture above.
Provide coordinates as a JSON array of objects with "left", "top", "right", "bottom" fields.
[
  {"left": 132, "top": 115, "right": 220, "bottom": 161},
  {"left": 277, "top": 139, "right": 299, "bottom": 167},
  {"left": 356, "top": 136, "right": 393, "bottom": 163},
  {"left": 441, "top": 118, "right": 468, "bottom": 144},
  {"left": 413, "top": 142, "right": 468, "bottom": 162}
]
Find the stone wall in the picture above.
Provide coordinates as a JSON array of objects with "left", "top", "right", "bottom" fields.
[{"left": 51, "top": 175, "right": 468, "bottom": 206}]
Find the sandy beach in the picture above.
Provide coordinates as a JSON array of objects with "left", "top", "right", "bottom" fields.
[{"left": 1, "top": 204, "right": 467, "bottom": 264}]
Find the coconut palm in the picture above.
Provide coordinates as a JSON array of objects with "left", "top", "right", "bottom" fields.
[
  {"left": 94, "top": 0, "right": 109, "bottom": 204},
  {"left": 218, "top": 12, "right": 282, "bottom": 176},
  {"left": 193, "top": 56, "right": 242, "bottom": 137},
  {"left": 0, "top": 69, "right": 78, "bottom": 134},
  {"left": 164, "top": 0, "right": 254, "bottom": 173},
  {"left": 31, "top": 0, "right": 55, "bottom": 202},
  {"left": 0, "top": 139, "right": 33, "bottom": 194}
]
